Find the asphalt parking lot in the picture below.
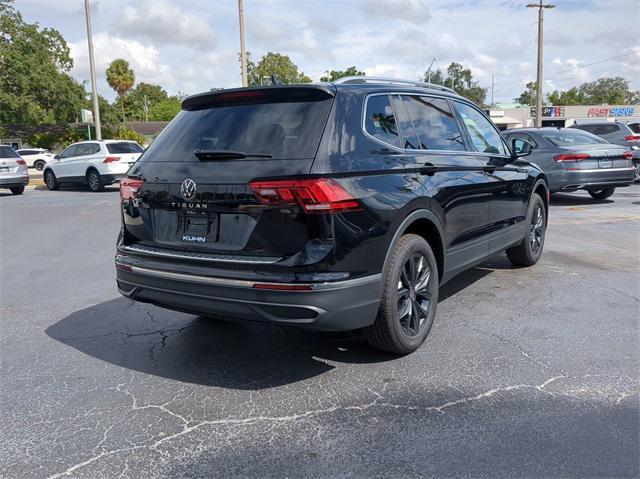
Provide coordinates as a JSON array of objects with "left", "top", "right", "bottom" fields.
[{"left": 1, "top": 185, "right": 638, "bottom": 478}]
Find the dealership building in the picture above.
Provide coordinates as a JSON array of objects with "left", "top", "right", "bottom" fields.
[{"left": 488, "top": 104, "right": 640, "bottom": 130}]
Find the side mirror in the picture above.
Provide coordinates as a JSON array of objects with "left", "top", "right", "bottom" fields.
[
  {"left": 511, "top": 138, "right": 533, "bottom": 159},
  {"left": 54, "top": 154, "right": 60, "bottom": 160}
]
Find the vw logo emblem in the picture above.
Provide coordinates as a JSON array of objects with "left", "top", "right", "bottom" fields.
[{"left": 180, "top": 179, "right": 197, "bottom": 201}]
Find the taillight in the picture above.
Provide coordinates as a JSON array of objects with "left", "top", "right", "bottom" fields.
[
  {"left": 120, "top": 177, "right": 143, "bottom": 201},
  {"left": 623, "top": 151, "right": 633, "bottom": 159},
  {"left": 249, "top": 178, "right": 361, "bottom": 213},
  {"left": 16, "top": 159, "right": 26, "bottom": 165},
  {"left": 103, "top": 156, "right": 120, "bottom": 163},
  {"left": 624, "top": 135, "right": 640, "bottom": 142},
  {"left": 553, "top": 153, "right": 591, "bottom": 162}
]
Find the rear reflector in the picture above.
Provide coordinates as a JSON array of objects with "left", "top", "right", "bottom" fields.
[
  {"left": 253, "top": 283, "right": 313, "bottom": 291},
  {"left": 553, "top": 153, "right": 591, "bottom": 162},
  {"left": 624, "top": 135, "right": 640, "bottom": 142},
  {"left": 115, "top": 263, "right": 132, "bottom": 272},
  {"left": 16, "top": 159, "right": 26, "bottom": 165},
  {"left": 120, "top": 177, "right": 144, "bottom": 200},
  {"left": 103, "top": 156, "right": 120, "bottom": 163},
  {"left": 623, "top": 151, "right": 633, "bottom": 159},
  {"left": 249, "top": 178, "right": 361, "bottom": 213}
]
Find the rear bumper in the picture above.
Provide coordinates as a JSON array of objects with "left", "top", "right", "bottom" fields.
[
  {"left": 102, "top": 173, "right": 125, "bottom": 184},
  {"left": 115, "top": 260, "right": 381, "bottom": 331},
  {"left": 0, "top": 176, "right": 29, "bottom": 187},
  {"left": 548, "top": 167, "right": 635, "bottom": 192}
]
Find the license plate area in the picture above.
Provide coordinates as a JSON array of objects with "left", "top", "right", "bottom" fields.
[
  {"left": 178, "top": 211, "right": 219, "bottom": 243},
  {"left": 0, "top": 167, "right": 9, "bottom": 173},
  {"left": 598, "top": 159, "right": 613, "bottom": 168}
]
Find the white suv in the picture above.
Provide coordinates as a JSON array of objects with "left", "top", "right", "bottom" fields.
[
  {"left": 16, "top": 148, "right": 54, "bottom": 170},
  {"left": 43, "top": 140, "right": 144, "bottom": 192}
]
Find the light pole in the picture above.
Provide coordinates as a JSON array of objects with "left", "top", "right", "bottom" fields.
[
  {"left": 426, "top": 56, "right": 437, "bottom": 83},
  {"left": 238, "top": 0, "right": 248, "bottom": 87},
  {"left": 83, "top": 0, "right": 101, "bottom": 140},
  {"left": 527, "top": 1, "right": 555, "bottom": 128}
]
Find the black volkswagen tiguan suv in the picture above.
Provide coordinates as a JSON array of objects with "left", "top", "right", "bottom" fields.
[{"left": 115, "top": 77, "right": 548, "bottom": 354}]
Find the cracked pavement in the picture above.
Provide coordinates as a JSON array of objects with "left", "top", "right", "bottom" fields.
[{"left": 1, "top": 186, "right": 638, "bottom": 478}]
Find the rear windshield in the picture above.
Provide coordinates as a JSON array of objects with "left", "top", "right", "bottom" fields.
[
  {"left": 629, "top": 123, "right": 640, "bottom": 134},
  {"left": 0, "top": 146, "right": 20, "bottom": 158},
  {"left": 539, "top": 130, "right": 607, "bottom": 147},
  {"left": 106, "top": 142, "right": 143, "bottom": 154},
  {"left": 141, "top": 94, "right": 333, "bottom": 162}
]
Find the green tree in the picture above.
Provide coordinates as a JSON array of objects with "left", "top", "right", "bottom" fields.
[
  {"left": 245, "top": 52, "right": 312, "bottom": 86},
  {"left": 577, "top": 77, "right": 634, "bottom": 105},
  {"left": 445, "top": 62, "right": 487, "bottom": 107},
  {"left": 422, "top": 68, "right": 445, "bottom": 85},
  {"left": 0, "top": 0, "right": 87, "bottom": 124},
  {"left": 106, "top": 59, "right": 135, "bottom": 122},
  {"left": 148, "top": 97, "right": 181, "bottom": 121},
  {"left": 319, "top": 66, "right": 364, "bottom": 82},
  {"left": 517, "top": 81, "right": 537, "bottom": 106},
  {"left": 547, "top": 87, "right": 585, "bottom": 106},
  {"left": 115, "top": 82, "right": 168, "bottom": 121}
]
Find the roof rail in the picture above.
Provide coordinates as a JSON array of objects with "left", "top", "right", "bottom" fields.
[{"left": 332, "top": 76, "right": 456, "bottom": 94}]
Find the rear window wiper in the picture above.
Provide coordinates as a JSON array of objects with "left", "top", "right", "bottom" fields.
[{"left": 193, "top": 149, "right": 272, "bottom": 160}]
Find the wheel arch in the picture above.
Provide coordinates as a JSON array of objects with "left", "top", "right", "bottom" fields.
[
  {"left": 382, "top": 210, "right": 446, "bottom": 283},
  {"left": 532, "top": 177, "right": 549, "bottom": 217},
  {"left": 85, "top": 166, "right": 100, "bottom": 178}
]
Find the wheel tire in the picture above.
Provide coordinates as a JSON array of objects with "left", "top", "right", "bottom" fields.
[
  {"left": 364, "top": 234, "right": 439, "bottom": 355},
  {"left": 34, "top": 160, "right": 45, "bottom": 171},
  {"left": 588, "top": 188, "right": 615, "bottom": 200},
  {"left": 633, "top": 162, "right": 640, "bottom": 183},
  {"left": 87, "top": 169, "right": 104, "bottom": 192},
  {"left": 10, "top": 185, "right": 25, "bottom": 195},
  {"left": 506, "top": 193, "right": 546, "bottom": 267},
  {"left": 44, "top": 169, "right": 59, "bottom": 191}
]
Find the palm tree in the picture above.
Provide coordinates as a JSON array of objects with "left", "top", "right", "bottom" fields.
[{"left": 106, "top": 59, "right": 135, "bottom": 122}]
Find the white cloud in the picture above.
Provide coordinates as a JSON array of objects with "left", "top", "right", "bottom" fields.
[
  {"left": 114, "top": 1, "right": 216, "bottom": 50},
  {"left": 362, "top": 0, "right": 431, "bottom": 25}
]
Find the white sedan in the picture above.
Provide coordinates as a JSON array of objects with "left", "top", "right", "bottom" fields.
[
  {"left": 16, "top": 148, "right": 54, "bottom": 171},
  {"left": 43, "top": 140, "right": 143, "bottom": 192}
]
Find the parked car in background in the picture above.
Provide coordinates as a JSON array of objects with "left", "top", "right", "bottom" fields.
[
  {"left": 16, "top": 148, "right": 54, "bottom": 171},
  {"left": 503, "top": 127, "right": 634, "bottom": 199},
  {"left": 115, "top": 78, "right": 549, "bottom": 355},
  {"left": 0, "top": 145, "right": 29, "bottom": 195},
  {"left": 43, "top": 140, "right": 144, "bottom": 192},
  {"left": 569, "top": 120, "right": 640, "bottom": 182}
]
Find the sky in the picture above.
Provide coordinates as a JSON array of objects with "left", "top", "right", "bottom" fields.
[{"left": 14, "top": 0, "right": 640, "bottom": 103}]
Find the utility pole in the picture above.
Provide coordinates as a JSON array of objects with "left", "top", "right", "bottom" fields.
[
  {"left": 426, "top": 56, "right": 437, "bottom": 83},
  {"left": 143, "top": 94, "right": 149, "bottom": 122},
  {"left": 491, "top": 74, "right": 495, "bottom": 106},
  {"left": 84, "top": 0, "right": 101, "bottom": 140},
  {"left": 238, "top": 0, "right": 248, "bottom": 87},
  {"left": 527, "top": 1, "right": 555, "bottom": 128}
]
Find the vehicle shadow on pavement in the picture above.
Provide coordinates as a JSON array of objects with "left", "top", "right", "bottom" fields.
[
  {"left": 549, "top": 193, "right": 614, "bottom": 205},
  {"left": 45, "top": 260, "right": 509, "bottom": 390}
]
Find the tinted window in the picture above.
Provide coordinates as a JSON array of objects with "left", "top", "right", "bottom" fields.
[
  {"left": 18, "top": 150, "right": 36, "bottom": 155},
  {"left": 539, "top": 130, "right": 607, "bottom": 147},
  {"left": 391, "top": 96, "right": 419, "bottom": 149},
  {"left": 0, "top": 146, "right": 20, "bottom": 158},
  {"left": 454, "top": 101, "right": 507, "bottom": 155},
  {"left": 365, "top": 95, "right": 400, "bottom": 148},
  {"left": 400, "top": 95, "right": 465, "bottom": 151},
  {"left": 573, "top": 124, "right": 596, "bottom": 134},
  {"left": 628, "top": 123, "right": 640, "bottom": 134},
  {"left": 59, "top": 145, "right": 79, "bottom": 159},
  {"left": 143, "top": 97, "right": 333, "bottom": 162},
  {"left": 107, "top": 142, "right": 143, "bottom": 154}
]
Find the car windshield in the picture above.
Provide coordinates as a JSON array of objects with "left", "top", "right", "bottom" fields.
[
  {"left": 539, "top": 130, "right": 608, "bottom": 147},
  {"left": 106, "top": 142, "right": 144, "bottom": 154},
  {"left": 0, "top": 146, "right": 20, "bottom": 158}
]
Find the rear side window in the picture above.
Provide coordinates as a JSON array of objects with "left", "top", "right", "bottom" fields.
[
  {"left": 397, "top": 95, "right": 466, "bottom": 151},
  {"left": 364, "top": 95, "right": 400, "bottom": 148},
  {"left": 18, "top": 150, "right": 35, "bottom": 155},
  {"left": 454, "top": 101, "right": 507, "bottom": 155},
  {"left": 74, "top": 143, "right": 100, "bottom": 156},
  {"left": 0, "top": 146, "right": 20, "bottom": 158},
  {"left": 143, "top": 92, "right": 333, "bottom": 161},
  {"left": 107, "top": 142, "right": 143, "bottom": 154},
  {"left": 629, "top": 123, "right": 640, "bottom": 134}
]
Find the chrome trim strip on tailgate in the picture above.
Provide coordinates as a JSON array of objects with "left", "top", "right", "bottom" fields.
[
  {"left": 567, "top": 166, "right": 635, "bottom": 173},
  {"left": 120, "top": 244, "right": 281, "bottom": 264},
  {"left": 116, "top": 262, "right": 382, "bottom": 291}
]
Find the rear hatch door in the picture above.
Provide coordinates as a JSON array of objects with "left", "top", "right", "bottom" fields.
[{"left": 122, "top": 86, "right": 335, "bottom": 261}]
